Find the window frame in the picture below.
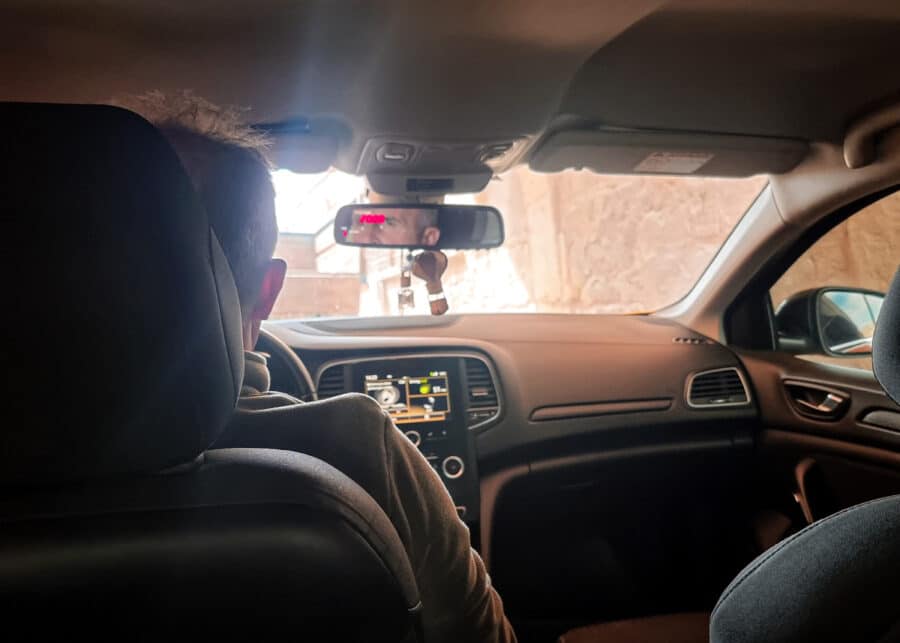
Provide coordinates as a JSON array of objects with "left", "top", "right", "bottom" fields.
[{"left": 724, "top": 184, "right": 900, "bottom": 351}]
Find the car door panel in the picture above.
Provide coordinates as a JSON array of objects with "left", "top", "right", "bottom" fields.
[
  {"left": 738, "top": 350, "right": 900, "bottom": 448},
  {"left": 738, "top": 349, "right": 900, "bottom": 524}
]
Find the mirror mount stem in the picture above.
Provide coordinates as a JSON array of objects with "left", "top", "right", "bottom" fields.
[{"left": 397, "top": 250, "right": 416, "bottom": 314}]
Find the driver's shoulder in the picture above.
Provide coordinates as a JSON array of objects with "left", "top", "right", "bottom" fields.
[
  {"left": 298, "top": 392, "right": 390, "bottom": 428},
  {"left": 220, "top": 391, "right": 397, "bottom": 499},
  {"left": 227, "top": 391, "right": 393, "bottom": 452}
]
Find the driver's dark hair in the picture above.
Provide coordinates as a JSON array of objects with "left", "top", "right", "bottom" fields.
[{"left": 115, "top": 91, "right": 278, "bottom": 318}]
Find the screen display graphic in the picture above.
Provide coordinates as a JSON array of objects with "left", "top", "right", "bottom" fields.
[{"left": 364, "top": 370, "right": 451, "bottom": 424}]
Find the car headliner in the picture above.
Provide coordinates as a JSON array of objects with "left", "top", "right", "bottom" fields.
[{"left": 3, "top": 0, "right": 900, "bottom": 173}]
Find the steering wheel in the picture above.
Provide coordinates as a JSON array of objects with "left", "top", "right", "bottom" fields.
[{"left": 254, "top": 326, "right": 317, "bottom": 402}]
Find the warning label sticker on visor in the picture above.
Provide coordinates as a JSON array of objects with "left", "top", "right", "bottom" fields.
[{"left": 633, "top": 152, "right": 714, "bottom": 174}]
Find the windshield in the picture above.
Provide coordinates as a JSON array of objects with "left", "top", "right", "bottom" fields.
[{"left": 270, "top": 167, "right": 766, "bottom": 319}]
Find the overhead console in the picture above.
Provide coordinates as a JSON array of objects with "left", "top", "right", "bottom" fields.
[
  {"left": 358, "top": 135, "right": 530, "bottom": 196},
  {"left": 316, "top": 353, "right": 501, "bottom": 522}
]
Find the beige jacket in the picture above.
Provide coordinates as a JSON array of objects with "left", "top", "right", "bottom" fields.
[{"left": 215, "top": 351, "right": 516, "bottom": 643}]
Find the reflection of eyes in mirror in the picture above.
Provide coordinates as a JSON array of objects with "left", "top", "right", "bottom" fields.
[{"left": 344, "top": 208, "right": 441, "bottom": 248}]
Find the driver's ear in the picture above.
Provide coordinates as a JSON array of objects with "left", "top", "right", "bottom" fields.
[
  {"left": 251, "top": 258, "right": 287, "bottom": 321},
  {"left": 422, "top": 226, "right": 441, "bottom": 247}
]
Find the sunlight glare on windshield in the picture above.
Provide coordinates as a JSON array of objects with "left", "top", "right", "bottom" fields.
[{"left": 270, "top": 167, "right": 766, "bottom": 320}]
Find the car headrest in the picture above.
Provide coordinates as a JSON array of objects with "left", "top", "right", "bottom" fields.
[
  {"left": 1, "top": 103, "right": 244, "bottom": 486},
  {"left": 873, "top": 267, "right": 900, "bottom": 405}
]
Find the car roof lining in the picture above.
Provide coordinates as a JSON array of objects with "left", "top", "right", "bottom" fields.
[
  {"left": 2, "top": 0, "right": 900, "bottom": 175},
  {"left": 563, "top": 6, "right": 900, "bottom": 144}
]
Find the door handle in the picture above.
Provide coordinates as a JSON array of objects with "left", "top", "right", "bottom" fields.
[
  {"left": 783, "top": 380, "right": 850, "bottom": 420},
  {"left": 794, "top": 393, "right": 846, "bottom": 414},
  {"left": 793, "top": 458, "right": 818, "bottom": 524},
  {"left": 793, "top": 458, "right": 837, "bottom": 524}
]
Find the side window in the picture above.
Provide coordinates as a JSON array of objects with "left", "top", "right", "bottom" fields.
[{"left": 770, "top": 189, "right": 900, "bottom": 371}]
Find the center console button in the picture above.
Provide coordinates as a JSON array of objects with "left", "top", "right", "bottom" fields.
[
  {"left": 442, "top": 455, "right": 465, "bottom": 479},
  {"left": 404, "top": 430, "right": 421, "bottom": 448}
]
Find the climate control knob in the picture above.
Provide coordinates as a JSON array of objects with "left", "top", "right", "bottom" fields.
[
  {"left": 442, "top": 455, "right": 465, "bottom": 479},
  {"left": 404, "top": 430, "right": 422, "bottom": 448}
]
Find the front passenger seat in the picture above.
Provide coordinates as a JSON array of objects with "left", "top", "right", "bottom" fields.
[{"left": 0, "top": 103, "right": 422, "bottom": 641}]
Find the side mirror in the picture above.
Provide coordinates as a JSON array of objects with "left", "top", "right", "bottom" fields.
[{"left": 774, "top": 288, "right": 884, "bottom": 356}]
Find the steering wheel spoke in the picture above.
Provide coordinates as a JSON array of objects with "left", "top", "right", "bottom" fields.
[{"left": 254, "top": 327, "right": 317, "bottom": 402}]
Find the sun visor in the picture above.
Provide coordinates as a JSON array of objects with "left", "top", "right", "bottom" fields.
[
  {"left": 260, "top": 118, "right": 347, "bottom": 173},
  {"left": 268, "top": 131, "right": 339, "bottom": 173},
  {"left": 529, "top": 129, "right": 809, "bottom": 177}
]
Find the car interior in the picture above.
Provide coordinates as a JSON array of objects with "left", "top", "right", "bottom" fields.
[{"left": 2, "top": 1, "right": 899, "bottom": 642}]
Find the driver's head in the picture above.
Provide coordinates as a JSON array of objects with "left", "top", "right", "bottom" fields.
[
  {"left": 378, "top": 208, "right": 439, "bottom": 247},
  {"left": 120, "top": 92, "right": 286, "bottom": 349}
]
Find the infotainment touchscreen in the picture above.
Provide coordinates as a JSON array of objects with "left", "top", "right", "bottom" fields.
[{"left": 364, "top": 369, "right": 451, "bottom": 424}]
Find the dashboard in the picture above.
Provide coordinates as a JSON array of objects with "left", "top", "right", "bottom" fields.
[
  {"left": 263, "top": 313, "right": 759, "bottom": 550},
  {"left": 314, "top": 353, "right": 501, "bottom": 522},
  {"left": 254, "top": 312, "right": 896, "bottom": 619}
]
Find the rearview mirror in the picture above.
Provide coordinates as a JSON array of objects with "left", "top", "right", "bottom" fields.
[
  {"left": 334, "top": 203, "right": 504, "bottom": 250},
  {"left": 774, "top": 287, "right": 884, "bottom": 356}
]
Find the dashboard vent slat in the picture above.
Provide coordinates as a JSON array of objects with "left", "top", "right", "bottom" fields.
[
  {"left": 464, "top": 358, "right": 498, "bottom": 408},
  {"left": 687, "top": 368, "right": 750, "bottom": 407},
  {"left": 317, "top": 365, "right": 348, "bottom": 399}
]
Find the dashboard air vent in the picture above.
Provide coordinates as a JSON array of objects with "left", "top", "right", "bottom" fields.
[
  {"left": 317, "top": 365, "right": 348, "bottom": 399},
  {"left": 687, "top": 368, "right": 750, "bottom": 408},
  {"left": 464, "top": 358, "right": 498, "bottom": 408}
]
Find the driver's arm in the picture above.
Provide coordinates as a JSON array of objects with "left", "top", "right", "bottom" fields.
[{"left": 379, "top": 411, "right": 517, "bottom": 643}]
